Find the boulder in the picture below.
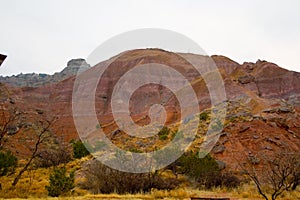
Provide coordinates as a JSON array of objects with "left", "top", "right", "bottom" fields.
[
  {"left": 238, "top": 75, "right": 255, "bottom": 84},
  {"left": 212, "top": 144, "right": 226, "bottom": 154},
  {"left": 216, "top": 160, "right": 226, "bottom": 170},
  {"left": 239, "top": 125, "right": 250, "bottom": 133}
]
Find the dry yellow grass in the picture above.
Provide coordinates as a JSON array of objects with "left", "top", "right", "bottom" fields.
[
  {"left": 0, "top": 156, "right": 90, "bottom": 199},
  {"left": 1, "top": 156, "right": 299, "bottom": 200},
  {"left": 229, "top": 183, "right": 300, "bottom": 200},
  {"left": 1, "top": 187, "right": 300, "bottom": 200}
]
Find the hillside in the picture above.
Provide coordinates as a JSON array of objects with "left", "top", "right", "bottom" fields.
[{"left": 1, "top": 48, "right": 300, "bottom": 171}]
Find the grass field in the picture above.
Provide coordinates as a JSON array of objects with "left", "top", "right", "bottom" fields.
[{"left": 0, "top": 157, "right": 299, "bottom": 200}]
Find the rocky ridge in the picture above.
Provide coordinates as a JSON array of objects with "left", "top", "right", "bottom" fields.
[{"left": 0, "top": 58, "right": 90, "bottom": 87}]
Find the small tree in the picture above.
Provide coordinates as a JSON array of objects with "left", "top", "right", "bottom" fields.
[
  {"left": 238, "top": 151, "right": 300, "bottom": 200},
  {"left": 71, "top": 140, "right": 90, "bottom": 159},
  {"left": 45, "top": 167, "right": 75, "bottom": 197},
  {"left": 12, "top": 118, "right": 55, "bottom": 186},
  {"left": 0, "top": 150, "right": 17, "bottom": 176}
]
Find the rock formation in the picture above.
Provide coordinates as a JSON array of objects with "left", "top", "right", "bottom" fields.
[
  {"left": 1, "top": 49, "right": 299, "bottom": 170},
  {"left": 0, "top": 58, "right": 90, "bottom": 87}
]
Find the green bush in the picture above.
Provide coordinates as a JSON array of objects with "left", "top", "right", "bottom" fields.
[
  {"left": 178, "top": 153, "right": 219, "bottom": 181},
  {"left": 199, "top": 112, "right": 209, "bottom": 121},
  {"left": 45, "top": 167, "right": 75, "bottom": 197},
  {"left": 158, "top": 126, "right": 170, "bottom": 140},
  {"left": 0, "top": 150, "right": 17, "bottom": 176},
  {"left": 71, "top": 140, "right": 90, "bottom": 159},
  {"left": 129, "top": 147, "right": 143, "bottom": 153},
  {"left": 176, "top": 152, "right": 240, "bottom": 189}
]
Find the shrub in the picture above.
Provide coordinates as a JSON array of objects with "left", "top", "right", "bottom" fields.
[
  {"left": 129, "top": 147, "right": 143, "bottom": 153},
  {"left": 202, "top": 171, "right": 241, "bottom": 189},
  {"left": 35, "top": 148, "right": 71, "bottom": 168},
  {"left": 81, "top": 160, "right": 180, "bottom": 194},
  {"left": 0, "top": 150, "right": 17, "bottom": 176},
  {"left": 176, "top": 152, "right": 240, "bottom": 189},
  {"left": 71, "top": 140, "right": 90, "bottom": 159},
  {"left": 34, "top": 139, "right": 72, "bottom": 168},
  {"left": 199, "top": 112, "right": 209, "bottom": 121},
  {"left": 45, "top": 167, "right": 75, "bottom": 197},
  {"left": 96, "top": 124, "right": 101, "bottom": 129},
  {"left": 158, "top": 126, "right": 170, "bottom": 140},
  {"left": 219, "top": 172, "right": 241, "bottom": 188},
  {"left": 178, "top": 153, "right": 219, "bottom": 183}
]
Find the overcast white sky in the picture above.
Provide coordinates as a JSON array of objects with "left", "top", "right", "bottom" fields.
[{"left": 0, "top": 0, "right": 299, "bottom": 75}]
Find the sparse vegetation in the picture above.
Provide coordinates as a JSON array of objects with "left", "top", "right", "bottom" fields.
[{"left": 211, "top": 119, "right": 223, "bottom": 131}]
